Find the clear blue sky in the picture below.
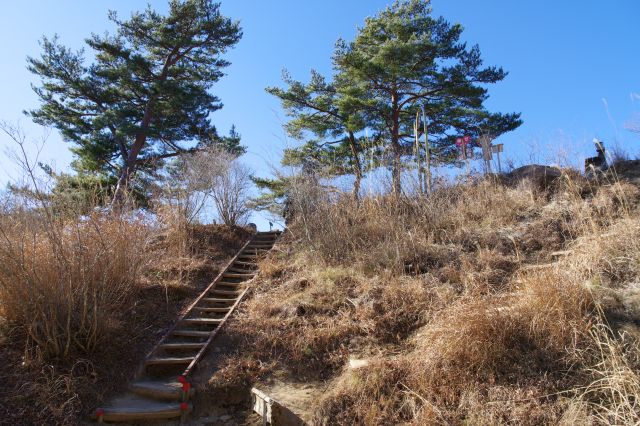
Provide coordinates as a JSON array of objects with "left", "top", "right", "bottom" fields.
[{"left": 1, "top": 1, "right": 639, "bottom": 228}]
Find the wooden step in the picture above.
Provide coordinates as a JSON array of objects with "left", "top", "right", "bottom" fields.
[
  {"left": 192, "top": 306, "right": 230, "bottom": 313},
  {"left": 171, "top": 329, "right": 211, "bottom": 338},
  {"left": 158, "top": 342, "right": 205, "bottom": 351},
  {"left": 145, "top": 356, "right": 194, "bottom": 366},
  {"left": 238, "top": 254, "right": 261, "bottom": 259},
  {"left": 222, "top": 272, "right": 256, "bottom": 281},
  {"left": 95, "top": 394, "right": 191, "bottom": 422},
  {"left": 233, "top": 260, "right": 257, "bottom": 267},
  {"left": 245, "top": 244, "right": 273, "bottom": 249},
  {"left": 130, "top": 380, "right": 195, "bottom": 401},
  {"left": 217, "top": 281, "right": 244, "bottom": 288},
  {"left": 223, "top": 272, "right": 255, "bottom": 279},
  {"left": 210, "top": 289, "right": 241, "bottom": 296},
  {"left": 201, "top": 297, "right": 235, "bottom": 304},
  {"left": 181, "top": 318, "right": 223, "bottom": 325},
  {"left": 227, "top": 267, "right": 255, "bottom": 274}
]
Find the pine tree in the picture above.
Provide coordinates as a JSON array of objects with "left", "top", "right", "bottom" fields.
[
  {"left": 267, "top": 71, "right": 370, "bottom": 199},
  {"left": 26, "top": 0, "right": 243, "bottom": 205},
  {"left": 333, "top": 0, "right": 521, "bottom": 194}
]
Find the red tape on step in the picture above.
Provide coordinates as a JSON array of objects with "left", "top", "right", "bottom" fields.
[
  {"left": 182, "top": 382, "right": 191, "bottom": 392},
  {"left": 180, "top": 402, "right": 189, "bottom": 411},
  {"left": 95, "top": 408, "right": 104, "bottom": 418},
  {"left": 177, "top": 375, "right": 187, "bottom": 384}
]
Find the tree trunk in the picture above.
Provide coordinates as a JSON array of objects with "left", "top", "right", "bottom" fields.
[
  {"left": 390, "top": 93, "right": 402, "bottom": 196},
  {"left": 347, "top": 131, "right": 363, "bottom": 201},
  {"left": 422, "top": 108, "right": 432, "bottom": 194},
  {"left": 112, "top": 164, "right": 132, "bottom": 208},
  {"left": 414, "top": 112, "right": 423, "bottom": 195},
  {"left": 111, "top": 106, "right": 154, "bottom": 208},
  {"left": 111, "top": 52, "right": 175, "bottom": 209}
]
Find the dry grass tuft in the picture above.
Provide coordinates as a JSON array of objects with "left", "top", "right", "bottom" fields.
[
  {"left": 572, "top": 321, "right": 640, "bottom": 424},
  {"left": 0, "top": 212, "right": 149, "bottom": 359}
]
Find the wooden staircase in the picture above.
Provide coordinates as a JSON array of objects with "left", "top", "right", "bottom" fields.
[{"left": 93, "top": 230, "right": 282, "bottom": 423}]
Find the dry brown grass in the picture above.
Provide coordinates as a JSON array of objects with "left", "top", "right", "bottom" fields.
[
  {"left": 207, "top": 170, "right": 640, "bottom": 425},
  {"left": 0, "top": 199, "right": 250, "bottom": 424},
  {"left": 0, "top": 212, "right": 149, "bottom": 360},
  {"left": 313, "top": 265, "right": 595, "bottom": 424},
  {"left": 0, "top": 206, "right": 153, "bottom": 424}
]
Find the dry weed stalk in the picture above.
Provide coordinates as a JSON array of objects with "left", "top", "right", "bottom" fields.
[{"left": 574, "top": 320, "right": 640, "bottom": 425}]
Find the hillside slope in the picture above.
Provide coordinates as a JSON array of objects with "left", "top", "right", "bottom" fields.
[{"left": 205, "top": 168, "right": 640, "bottom": 425}]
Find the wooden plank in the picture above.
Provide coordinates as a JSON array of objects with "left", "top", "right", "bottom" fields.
[
  {"left": 130, "top": 380, "right": 195, "bottom": 400},
  {"left": 97, "top": 396, "right": 191, "bottom": 422},
  {"left": 200, "top": 297, "right": 236, "bottom": 304},
  {"left": 222, "top": 272, "right": 255, "bottom": 279},
  {"left": 180, "top": 318, "right": 223, "bottom": 325},
  {"left": 238, "top": 254, "right": 262, "bottom": 259},
  {"left": 217, "top": 281, "right": 244, "bottom": 287},
  {"left": 192, "top": 306, "right": 230, "bottom": 313},
  {"left": 251, "top": 387, "right": 304, "bottom": 426},
  {"left": 227, "top": 267, "right": 255, "bottom": 273},
  {"left": 171, "top": 330, "right": 211, "bottom": 338},
  {"left": 158, "top": 342, "right": 205, "bottom": 350},
  {"left": 210, "top": 289, "right": 241, "bottom": 296},
  {"left": 145, "top": 357, "right": 194, "bottom": 366}
]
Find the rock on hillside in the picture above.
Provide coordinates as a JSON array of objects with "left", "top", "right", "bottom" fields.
[{"left": 612, "top": 159, "right": 640, "bottom": 186}]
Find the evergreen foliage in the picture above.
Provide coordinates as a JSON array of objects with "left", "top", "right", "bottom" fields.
[
  {"left": 267, "top": 71, "right": 372, "bottom": 199},
  {"left": 27, "top": 0, "right": 243, "bottom": 203},
  {"left": 266, "top": 0, "right": 521, "bottom": 199}
]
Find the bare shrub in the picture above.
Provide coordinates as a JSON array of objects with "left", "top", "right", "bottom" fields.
[
  {"left": 0, "top": 123, "right": 151, "bottom": 359},
  {"left": 210, "top": 157, "right": 252, "bottom": 226},
  {"left": 166, "top": 145, "right": 252, "bottom": 226}
]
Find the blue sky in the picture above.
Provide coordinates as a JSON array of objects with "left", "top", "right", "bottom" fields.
[{"left": 1, "top": 1, "right": 639, "bottom": 228}]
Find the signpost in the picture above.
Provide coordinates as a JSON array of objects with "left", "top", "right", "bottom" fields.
[
  {"left": 491, "top": 143, "right": 504, "bottom": 173},
  {"left": 456, "top": 136, "right": 472, "bottom": 177},
  {"left": 479, "top": 136, "right": 493, "bottom": 173},
  {"left": 414, "top": 112, "right": 423, "bottom": 194},
  {"left": 456, "top": 132, "right": 505, "bottom": 176}
]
